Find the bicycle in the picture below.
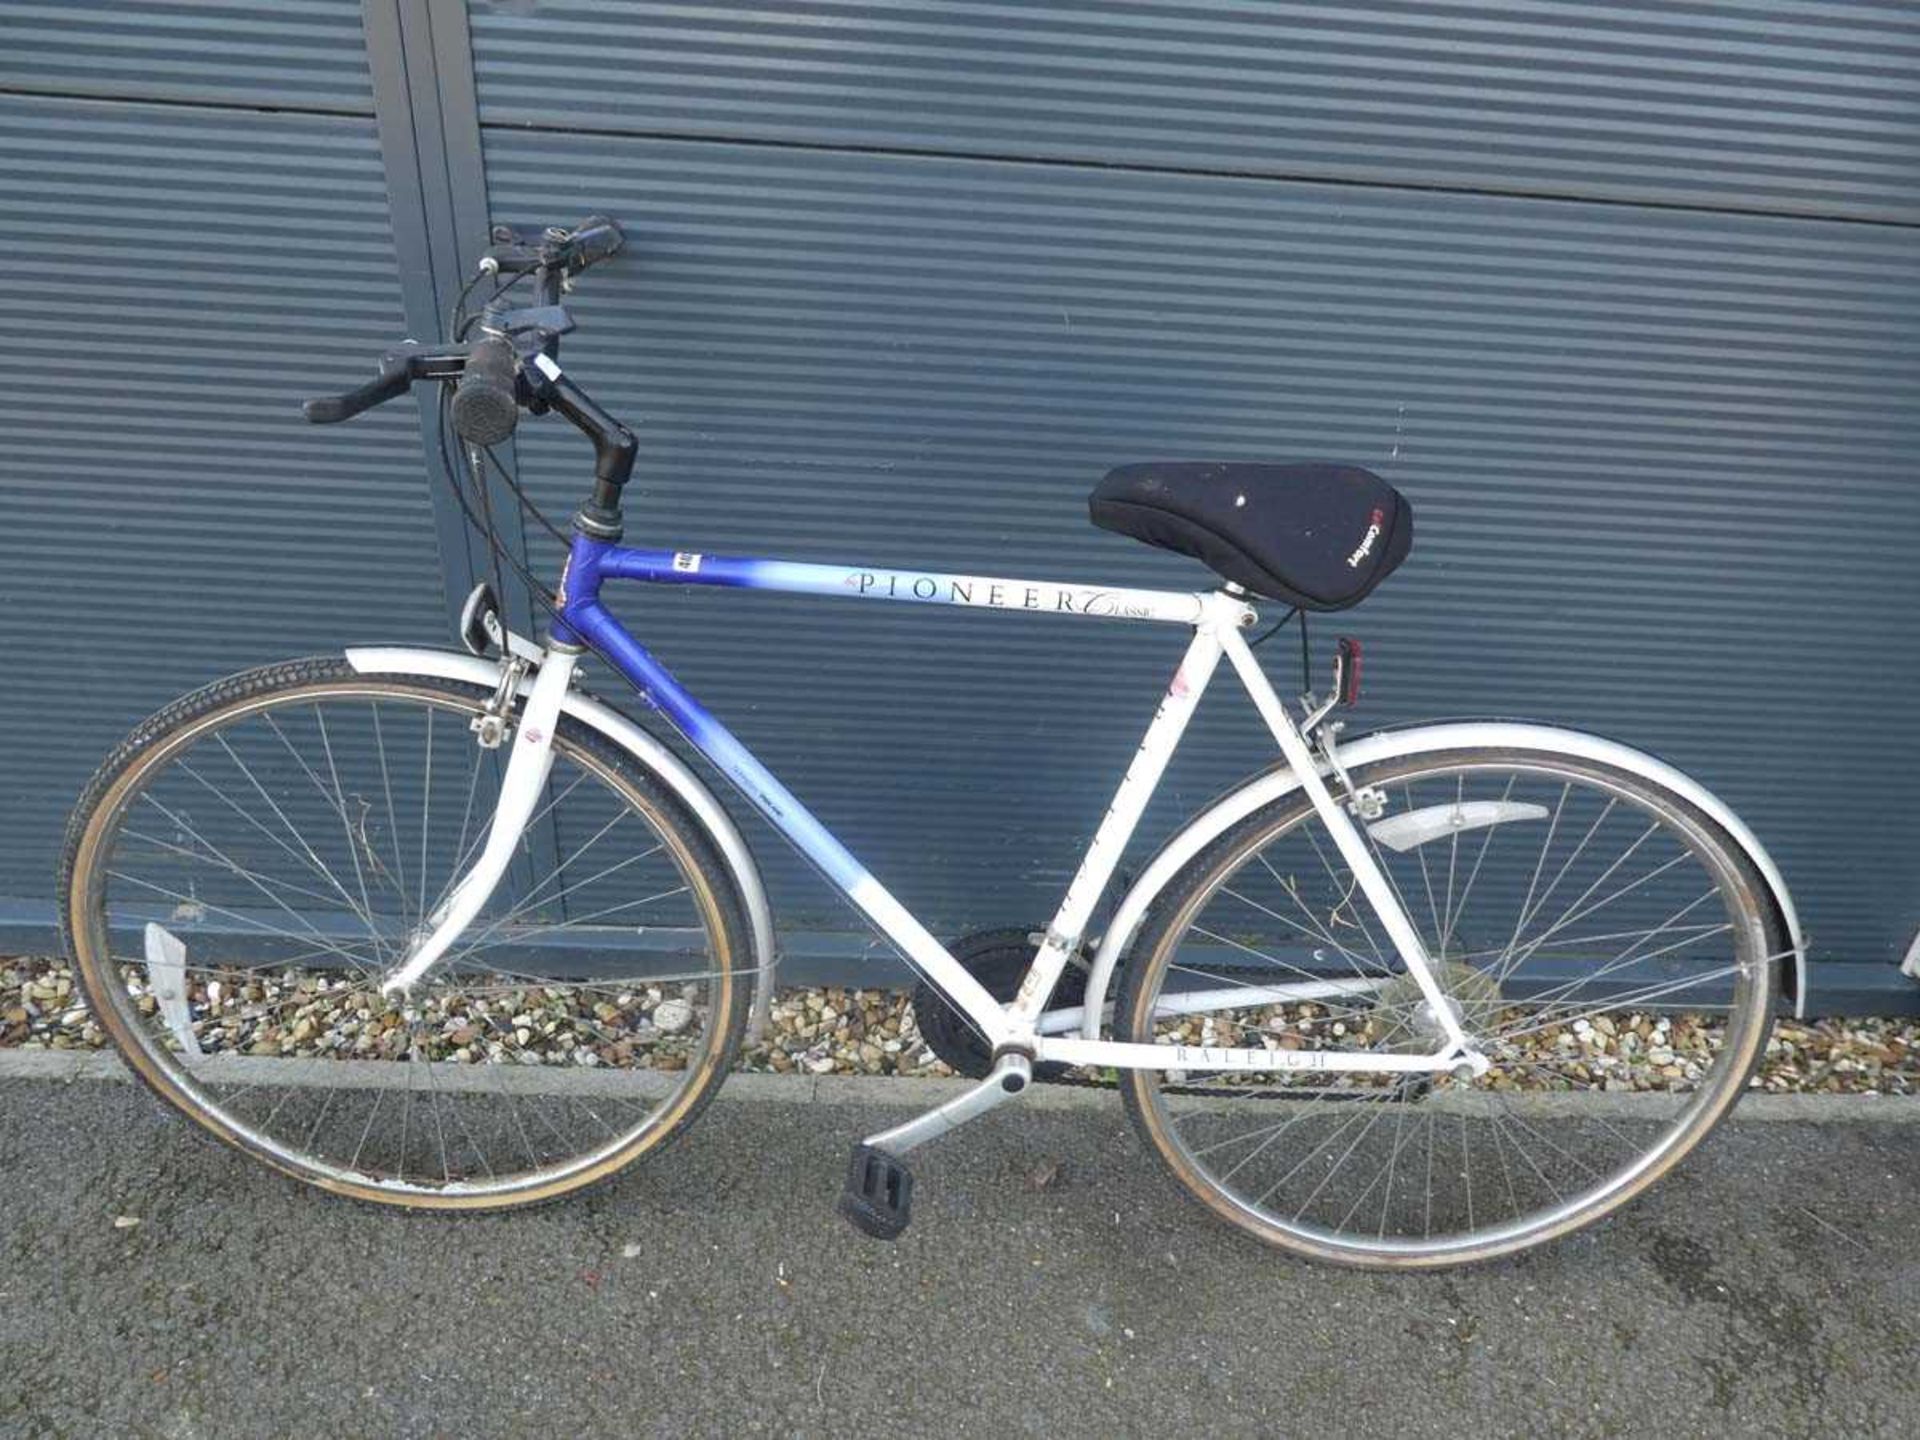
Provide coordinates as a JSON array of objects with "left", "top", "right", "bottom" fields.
[{"left": 59, "top": 216, "right": 1805, "bottom": 1269}]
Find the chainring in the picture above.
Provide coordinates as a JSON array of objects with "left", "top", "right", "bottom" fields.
[{"left": 910, "top": 926, "right": 1087, "bottom": 1080}]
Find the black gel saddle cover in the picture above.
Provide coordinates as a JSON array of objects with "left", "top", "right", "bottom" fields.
[{"left": 1088, "top": 461, "right": 1413, "bottom": 610}]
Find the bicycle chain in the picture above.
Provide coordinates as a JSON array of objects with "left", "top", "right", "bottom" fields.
[{"left": 1019, "top": 1054, "right": 1418, "bottom": 1103}]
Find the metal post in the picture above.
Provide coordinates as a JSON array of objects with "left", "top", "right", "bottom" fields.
[
  {"left": 362, "top": 0, "right": 556, "bottom": 899},
  {"left": 361, "top": 0, "right": 536, "bottom": 638}
]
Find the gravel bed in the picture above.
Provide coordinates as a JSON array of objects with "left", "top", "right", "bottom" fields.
[
  {"left": 1, "top": 956, "right": 958, "bottom": 1079},
  {"left": 5, "top": 955, "right": 1916, "bottom": 1093}
]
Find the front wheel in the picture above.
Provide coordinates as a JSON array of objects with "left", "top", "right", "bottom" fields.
[
  {"left": 60, "top": 658, "right": 754, "bottom": 1209},
  {"left": 1116, "top": 745, "right": 1781, "bottom": 1268}
]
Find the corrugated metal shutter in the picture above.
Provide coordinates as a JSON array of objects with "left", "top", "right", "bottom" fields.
[
  {"left": 464, "top": 3, "right": 1920, "bottom": 996},
  {"left": 0, "top": 81, "right": 443, "bottom": 918},
  {"left": 0, "top": 1, "right": 375, "bottom": 113},
  {"left": 468, "top": 0, "right": 1920, "bottom": 223},
  {"left": 4, "top": 2, "right": 1914, "bottom": 1005}
]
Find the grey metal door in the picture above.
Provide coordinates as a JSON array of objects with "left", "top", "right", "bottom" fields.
[{"left": 3, "top": 2, "right": 1915, "bottom": 1010}]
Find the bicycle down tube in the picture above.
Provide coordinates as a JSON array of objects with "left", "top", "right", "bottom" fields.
[{"left": 384, "top": 530, "right": 1480, "bottom": 1076}]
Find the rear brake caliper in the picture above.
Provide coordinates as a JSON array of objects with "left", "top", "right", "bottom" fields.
[
  {"left": 1306, "top": 637, "right": 1386, "bottom": 820},
  {"left": 1322, "top": 724, "right": 1387, "bottom": 821}
]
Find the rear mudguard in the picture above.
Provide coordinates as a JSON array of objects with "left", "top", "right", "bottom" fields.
[
  {"left": 343, "top": 646, "right": 777, "bottom": 1036},
  {"left": 1079, "top": 721, "right": 1807, "bottom": 1032}
]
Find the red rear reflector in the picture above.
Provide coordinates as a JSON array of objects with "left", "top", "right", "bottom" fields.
[{"left": 1337, "top": 637, "right": 1363, "bottom": 706}]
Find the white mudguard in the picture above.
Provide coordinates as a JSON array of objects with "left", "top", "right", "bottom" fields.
[
  {"left": 343, "top": 646, "right": 777, "bottom": 1035},
  {"left": 1078, "top": 721, "right": 1808, "bottom": 1031}
]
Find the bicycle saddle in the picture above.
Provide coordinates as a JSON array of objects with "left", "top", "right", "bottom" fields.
[{"left": 1088, "top": 461, "right": 1412, "bottom": 610}]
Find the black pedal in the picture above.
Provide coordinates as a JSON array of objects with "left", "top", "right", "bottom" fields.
[{"left": 838, "top": 1143, "right": 913, "bottom": 1240}]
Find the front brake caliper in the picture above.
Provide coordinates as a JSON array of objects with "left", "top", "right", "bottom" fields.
[{"left": 472, "top": 654, "right": 529, "bottom": 750}]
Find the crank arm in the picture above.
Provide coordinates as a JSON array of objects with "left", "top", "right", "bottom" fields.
[{"left": 860, "top": 1051, "right": 1034, "bottom": 1157}]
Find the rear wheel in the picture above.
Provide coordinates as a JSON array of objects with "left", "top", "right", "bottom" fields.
[
  {"left": 1116, "top": 746, "right": 1780, "bottom": 1268},
  {"left": 60, "top": 658, "right": 752, "bottom": 1209}
]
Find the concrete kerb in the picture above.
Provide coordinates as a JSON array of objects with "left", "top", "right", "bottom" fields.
[{"left": 3, "top": 1047, "right": 1919, "bottom": 1122}]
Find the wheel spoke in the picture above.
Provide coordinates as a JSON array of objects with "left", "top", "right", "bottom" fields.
[
  {"left": 70, "top": 674, "right": 744, "bottom": 1206},
  {"left": 209, "top": 735, "right": 386, "bottom": 941},
  {"left": 1439, "top": 773, "right": 1514, "bottom": 955},
  {"left": 1129, "top": 752, "right": 1774, "bottom": 1265},
  {"left": 370, "top": 703, "right": 412, "bottom": 931}
]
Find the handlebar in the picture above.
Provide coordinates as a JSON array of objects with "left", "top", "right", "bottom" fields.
[
  {"left": 303, "top": 214, "right": 637, "bottom": 537},
  {"left": 301, "top": 215, "right": 624, "bottom": 436}
]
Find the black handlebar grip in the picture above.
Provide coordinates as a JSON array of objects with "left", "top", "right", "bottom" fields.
[
  {"left": 566, "top": 215, "right": 625, "bottom": 269},
  {"left": 450, "top": 335, "right": 519, "bottom": 446}
]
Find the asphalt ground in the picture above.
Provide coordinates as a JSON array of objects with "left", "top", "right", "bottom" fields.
[{"left": 2, "top": 1062, "right": 1917, "bottom": 1438}]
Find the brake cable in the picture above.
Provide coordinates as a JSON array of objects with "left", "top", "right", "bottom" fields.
[
  {"left": 431, "top": 384, "right": 565, "bottom": 622},
  {"left": 473, "top": 441, "right": 571, "bottom": 546},
  {"left": 447, "top": 262, "right": 534, "bottom": 342},
  {"left": 1246, "top": 605, "right": 1313, "bottom": 695}
]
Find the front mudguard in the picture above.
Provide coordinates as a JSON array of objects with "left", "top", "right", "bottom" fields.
[{"left": 343, "top": 646, "right": 777, "bottom": 1037}]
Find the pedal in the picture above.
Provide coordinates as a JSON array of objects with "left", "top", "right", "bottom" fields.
[{"left": 838, "top": 1143, "right": 913, "bottom": 1240}]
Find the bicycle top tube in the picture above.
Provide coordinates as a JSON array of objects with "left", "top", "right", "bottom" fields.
[{"left": 552, "top": 533, "right": 1211, "bottom": 634}]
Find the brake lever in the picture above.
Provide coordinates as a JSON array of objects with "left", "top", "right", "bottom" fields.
[
  {"left": 301, "top": 343, "right": 468, "bottom": 424},
  {"left": 481, "top": 215, "right": 624, "bottom": 277},
  {"left": 564, "top": 215, "right": 624, "bottom": 268}
]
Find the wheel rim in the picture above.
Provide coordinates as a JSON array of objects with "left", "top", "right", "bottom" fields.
[
  {"left": 68, "top": 679, "right": 742, "bottom": 1205},
  {"left": 1125, "top": 753, "right": 1775, "bottom": 1264}
]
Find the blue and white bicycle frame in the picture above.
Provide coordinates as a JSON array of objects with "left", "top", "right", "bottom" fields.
[{"left": 344, "top": 531, "right": 1808, "bottom": 1145}]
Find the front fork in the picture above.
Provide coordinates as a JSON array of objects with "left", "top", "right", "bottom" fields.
[{"left": 379, "top": 645, "right": 580, "bottom": 997}]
